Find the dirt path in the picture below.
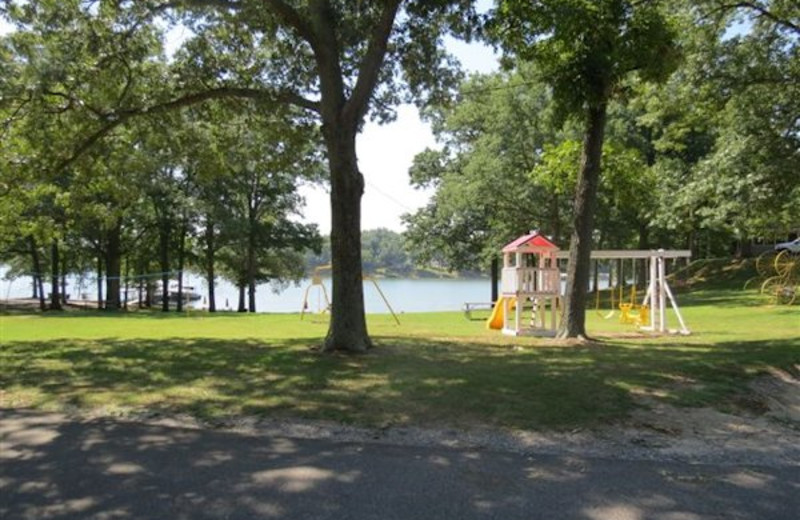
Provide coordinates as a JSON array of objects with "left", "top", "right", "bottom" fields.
[{"left": 45, "top": 368, "right": 795, "bottom": 469}]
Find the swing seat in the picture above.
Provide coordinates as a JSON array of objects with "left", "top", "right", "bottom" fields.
[
  {"left": 596, "top": 307, "right": 616, "bottom": 319},
  {"left": 619, "top": 303, "right": 649, "bottom": 326},
  {"left": 595, "top": 287, "right": 617, "bottom": 319},
  {"left": 619, "top": 303, "right": 635, "bottom": 324}
]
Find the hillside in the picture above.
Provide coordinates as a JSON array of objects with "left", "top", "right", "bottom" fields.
[
  {"left": 306, "top": 228, "right": 487, "bottom": 279},
  {"left": 670, "top": 258, "right": 758, "bottom": 290}
]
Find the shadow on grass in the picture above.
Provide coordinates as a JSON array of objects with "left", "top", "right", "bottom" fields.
[{"left": 3, "top": 333, "right": 798, "bottom": 431}]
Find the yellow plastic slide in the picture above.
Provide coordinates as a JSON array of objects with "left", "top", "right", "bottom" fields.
[{"left": 486, "top": 297, "right": 514, "bottom": 330}]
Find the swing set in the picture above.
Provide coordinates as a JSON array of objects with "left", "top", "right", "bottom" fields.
[
  {"left": 300, "top": 265, "right": 400, "bottom": 325},
  {"left": 580, "top": 250, "right": 691, "bottom": 335},
  {"left": 593, "top": 257, "right": 649, "bottom": 325},
  {"left": 489, "top": 230, "right": 692, "bottom": 336}
]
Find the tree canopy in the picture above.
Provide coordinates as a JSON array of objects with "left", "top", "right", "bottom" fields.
[
  {"left": 2, "top": 0, "right": 483, "bottom": 352},
  {"left": 1, "top": 0, "right": 797, "bottom": 344}
]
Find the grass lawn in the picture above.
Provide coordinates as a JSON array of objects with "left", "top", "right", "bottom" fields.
[{"left": 1, "top": 284, "right": 798, "bottom": 431}]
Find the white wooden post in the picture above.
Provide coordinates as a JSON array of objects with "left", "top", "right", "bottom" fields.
[
  {"left": 648, "top": 255, "right": 657, "bottom": 330},
  {"left": 503, "top": 296, "right": 510, "bottom": 332},
  {"left": 663, "top": 280, "right": 690, "bottom": 335},
  {"left": 658, "top": 254, "right": 667, "bottom": 333}
]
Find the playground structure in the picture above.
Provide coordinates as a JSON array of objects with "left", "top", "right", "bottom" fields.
[
  {"left": 300, "top": 265, "right": 401, "bottom": 324},
  {"left": 562, "top": 249, "right": 692, "bottom": 335},
  {"left": 487, "top": 231, "right": 692, "bottom": 336},
  {"left": 487, "top": 231, "right": 562, "bottom": 337},
  {"left": 592, "top": 257, "right": 648, "bottom": 324},
  {"left": 300, "top": 267, "right": 331, "bottom": 318},
  {"left": 747, "top": 250, "right": 798, "bottom": 305}
]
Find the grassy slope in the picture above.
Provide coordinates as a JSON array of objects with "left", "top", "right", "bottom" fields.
[{"left": 1, "top": 264, "right": 798, "bottom": 430}]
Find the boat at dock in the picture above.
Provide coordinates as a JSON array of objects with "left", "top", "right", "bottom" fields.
[{"left": 153, "top": 282, "right": 202, "bottom": 304}]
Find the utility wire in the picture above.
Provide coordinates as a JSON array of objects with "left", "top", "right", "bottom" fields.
[
  {"left": 364, "top": 179, "right": 416, "bottom": 212},
  {"left": 6, "top": 270, "right": 184, "bottom": 282}
]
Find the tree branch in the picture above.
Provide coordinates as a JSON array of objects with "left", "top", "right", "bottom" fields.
[
  {"left": 1, "top": 92, "right": 32, "bottom": 139},
  {"left": 261, "top": 0, "right": 318, "bottom": 45},
  {"left": 711, "top": 2, "right": 800, "bottom": 35},
  {"left": 59, "top": 86, "right": 320, "bottom": 172},
  {"left": 278, "top": 89, "right": 322, "bottom": 113},
  {"left": 41, "top": 90, "right": 107, "bottom": 119},
  {"left": 342, "top": 0, "right": 402, "bottom": 125},
  {"left": 170, "top": 0, "right": 241, "bottom": 12}
]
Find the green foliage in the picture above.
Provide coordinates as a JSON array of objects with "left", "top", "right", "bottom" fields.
[
  {"left": 633, "top": 1, "right": 800, "bottom": 246},
  {"left": 3, "top": 0, "right": 487, "bottom": 348},
  {"left": 489, "top": 0, "right": 679, "bottom": 116},
  {"left": 404, "top": 66, "right": 662, "bottom": 271},
  {"left": 405, "top": 67, "right": 567, "bottom": 270},
  {"left": 307, "top": 228, "right": 422, "bottom": 277},
  {"left": 405, "top": 0, "right": 799, "bottom": 274}
]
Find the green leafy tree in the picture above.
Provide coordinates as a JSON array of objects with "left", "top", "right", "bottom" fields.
[
  {"left": 168, "top": 0, "right": 477, "bottom": 350},
  {"left": 631, "top": 1, "right": 800, "bottom": 255},
  {"left": 489, "top": 0, "right": 679, "bottom": 339},
  {"left": 405, "top": 67, "right": 565, "bottom": 270},
  {"left": 195, "top": 109, "right": 322, "bottom": 312},
  {"left": 2, "top": 1, "right": 166, "bottom": 309},
  {"left": 5, "top": 0, "right": 480, "bottom": 352}
]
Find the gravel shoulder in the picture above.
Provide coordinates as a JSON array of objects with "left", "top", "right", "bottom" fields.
[{"left": 28, "top": 368, "right": 797, "bottom": 468}]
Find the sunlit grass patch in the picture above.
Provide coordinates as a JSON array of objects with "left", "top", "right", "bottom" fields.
[{"left": 1, "top": 290, "right": 798, "bottom": 430}]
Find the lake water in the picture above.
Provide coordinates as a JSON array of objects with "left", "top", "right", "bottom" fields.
[
  {"left": 1, "top": 269, "right": 496, "bottom": 313},
  {"left": 2, "top": 269, "right": 614, "bottom": 314},
  {"left": 183, "top": 275, "right": 497, "bottom": 313}
]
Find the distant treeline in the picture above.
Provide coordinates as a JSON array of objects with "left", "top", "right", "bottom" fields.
[{"left": 306, "top": 228, "right": 482, "bottom": 278}]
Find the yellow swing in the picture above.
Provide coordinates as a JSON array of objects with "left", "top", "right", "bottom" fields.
[
  {"left": 595, "top": 260, "right": 617, "bottom": 319},
  {"left": 619, "top": 258, "right": 649, "bottom": 326}
]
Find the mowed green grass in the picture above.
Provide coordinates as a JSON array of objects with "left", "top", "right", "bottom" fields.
[{"left": 1, "top": 288, "right": 798, "bottom": 430}]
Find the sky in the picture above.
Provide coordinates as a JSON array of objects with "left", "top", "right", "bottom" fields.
[
  {"left": 304, "top": 38, "right": 498, "bottom": 235},
  {"left": 161, "top": 11, "right": 500, "bottom": 236},
  {"left": 1, "top": 9, "right": 499, "bottom": 236}
]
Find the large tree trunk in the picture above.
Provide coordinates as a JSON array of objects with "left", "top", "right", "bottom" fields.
[
  {"left": 205, "top": 218, "right": 216, "bottom": 312},
  {"left": 145, "top": 277, "right": 154, "bottom": 308},
  {"left": 322, "top": 126, "right": 370, "bottom": 352},
  {"left": 237, "top": 284, "right": 246, "bottom": 313},
  {"left": 105, "top": 221, "right": 122, "bottom": 310},
  {"left": 29, "top": 236, "right": 46, "bottom": 311},
  {"left": 176, "top": 217, "right": 187, "bottom": 312},
  {"left": 96, "top": 254, "right": 104, "bottom": 309},
  {"left": 158, "top": 221, "right": 170, "bottom": 312},
  {"left": 248, "top": 280, "right": 257, "bottom": 313},
  {"left": 247, "top": 208, "right": 257, "bottom": 313},
  {"left": 308, "top": 0, "right": 399, "bottom": 352},
  {"left": 60, "top": 253, "right": 67, "bottom": 304},
  {"left": 50, "top": 241, "right": 62, "bottom": 310},
  {"left": 558, "top": 103, "right": 607, "bottom": 339}
]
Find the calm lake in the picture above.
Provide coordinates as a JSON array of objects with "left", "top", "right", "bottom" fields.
[
  {"left": 1, "top": 270, "right": 496, "bottom": 314},
  {"left": 186, "top": 275, "right": 497, "bottom": 313}
]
